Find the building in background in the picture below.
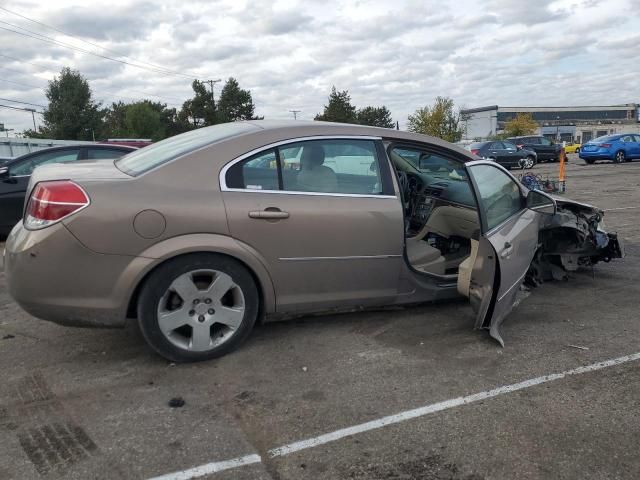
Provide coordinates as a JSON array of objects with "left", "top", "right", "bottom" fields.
[{"left": 461, "top": 104, "right": 639, "bottom": 143}]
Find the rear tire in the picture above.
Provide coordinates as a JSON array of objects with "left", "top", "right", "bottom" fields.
[
  {"left": 615, "top": 150, "right": 625, "bottom": 163},
  {"left": 575, "top": 147, "right": 580, "bottom": 154},
  {"left": 137, "top": 253, "right": 259, "bottom": 362},
  {"left": 584, "top": 158, "right": 595, "bottom": 164}
]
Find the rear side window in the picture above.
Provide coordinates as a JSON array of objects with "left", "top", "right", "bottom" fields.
[
  {"left": 469, "top": 164, "right": 524, "bottom": 231},
  {"left": 116, "top": 122, "right": 257, "bottom": 176},
  {"left": 224, "top": 139, "right": 387, "bottom": 195},
  {"left": 225, "top": 149, "right": 279, "bottom": 191},
  {"left": 525, "top": 137, "right": 539, "bottom": 144},
  {"left": 87, "top": 148, "right": 129, "bottom": 159}
]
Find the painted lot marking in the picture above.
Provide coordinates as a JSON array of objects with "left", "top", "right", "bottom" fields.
[{"left": 148, "top": 352, "right": 640, "bottom": 480}]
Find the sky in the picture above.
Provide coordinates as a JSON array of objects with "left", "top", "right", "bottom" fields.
[{"left": 0, "top": 0, "right": 638, "bottom": 134}]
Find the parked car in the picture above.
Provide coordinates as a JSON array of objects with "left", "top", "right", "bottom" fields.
[
  {"left": 469, "top": 141, "right": 536, "bottom": 169},
  {"left": 4, "top": 121, "right": 622, "bottom": 362},
  {"left": 579, "top": 134, "right": 640, "bottom": 164},
  {"left": 0, "top": 144, "right": 136, "bottom": 235},
  {"left": 563, "top": 142, "right": 581, "bottom": 154},
  {"left": 506, "top": 135, "right": 563, "bottom": 162}
]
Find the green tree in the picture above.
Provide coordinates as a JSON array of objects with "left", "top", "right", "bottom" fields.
[
  {"left": 217, "top": 77, "right": 260, "bottom": 122},
  {"left": 407, "top": 96, "right": 463, "bottom": 142},
  {"left": 314, "top": 87, "right": 357, "bottom": 123},
  {"left": 124, "top": 101, "right": 164, "bottom": 140},
  {"left": 356, "top": 106, "right": 394, "bottom": 128},
  {"left": 40, "top": 67, "right": 103, "bottom": 140},
  {"left": 503, "top": 112, "right": 538, "bottom": 137},
  {"left": 102, "top": 101, "right": 128, "bottom": 138},
  {"left": 178, "top": 80, "right": 217, "bottom": 127}
]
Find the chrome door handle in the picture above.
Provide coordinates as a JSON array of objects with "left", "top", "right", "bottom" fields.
[
  {"left": 500, "top": 241, "right": 514, "bottom": 259},
  {"left": 248, "top": 209, "right": 290, "bottom": 219}
]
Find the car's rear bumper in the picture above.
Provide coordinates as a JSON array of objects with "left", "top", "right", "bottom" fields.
[
  {"left": 4, "top": 221, "right": 153, "bottom": 328},
  {"left": 579, "top": 152, "right": 613, "bottom": 160}
]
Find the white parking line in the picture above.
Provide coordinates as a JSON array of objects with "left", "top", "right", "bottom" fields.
[
  {"left": 148, "top": 352, "right": 640, "bottom": 480},
  {"left": 148, "top": 454, "right": 262, "bottom": 480},
  {"left": 605, "top": 206, "right": 640, "bottom": 211}
]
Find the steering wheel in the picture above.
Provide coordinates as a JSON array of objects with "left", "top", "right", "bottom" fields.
[{"left": 397, "top": 171, "right": 409, "bottom": 199}]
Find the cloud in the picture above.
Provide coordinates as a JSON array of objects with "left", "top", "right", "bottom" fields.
[{"left": 0, "top": 0, "right": 638, "bottom": 133}]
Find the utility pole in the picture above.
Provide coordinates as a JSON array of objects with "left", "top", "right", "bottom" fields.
[
  {"left": 27, "top": 108, "right": 36, "bottom": 130},
  {"left": 204, "top": 79, "right": 222, "bottom": 104},
  {"left": 289, "top": 110, "right": 301, "bottom": 120}
]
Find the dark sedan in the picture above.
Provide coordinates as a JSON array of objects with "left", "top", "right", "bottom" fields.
[
  {"left": 469, "top": 141, "right": 536, "bottom": 169},
  {"left": 0, "top": 144, "right": 136, "bottom": 235}
]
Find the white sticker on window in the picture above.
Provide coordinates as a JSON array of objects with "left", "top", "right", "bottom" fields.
[{"left": 246, "top": 185, "right": 263, "bottom": 190}]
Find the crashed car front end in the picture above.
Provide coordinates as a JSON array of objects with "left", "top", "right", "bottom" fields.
[{"left": 526, "top": 198, "right": 624, "bottom": 285}]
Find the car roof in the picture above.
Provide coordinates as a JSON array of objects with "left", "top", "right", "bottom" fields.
[{"left": 238, "top": 120, "right": 475, "bottom": 159}]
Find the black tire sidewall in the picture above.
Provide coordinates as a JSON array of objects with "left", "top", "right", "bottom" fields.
[{"left": 137, "top": 253, "right": 259, "bottom": 362}]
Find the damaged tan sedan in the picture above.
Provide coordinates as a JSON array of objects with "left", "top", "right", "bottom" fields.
[{"left": 4, "top": 121, "right": 623, "bottom": 362}]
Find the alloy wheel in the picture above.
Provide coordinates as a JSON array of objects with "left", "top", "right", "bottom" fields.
[
  {"left": 156, "top": 269, "right": 245, "bottom": 352},
  {"left": 616, "top": 151, "right": 625, "bottom": 163}
]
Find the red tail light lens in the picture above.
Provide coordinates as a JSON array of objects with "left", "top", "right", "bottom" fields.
[
  {"left": 599, "top": 143, "right": 611, "bottom": 148},
  {"left": 470, "top": 149, "right": 480, "bottom": 155},
  {"left": 24, "top": 181, "right": 89, "bottom": 230}
]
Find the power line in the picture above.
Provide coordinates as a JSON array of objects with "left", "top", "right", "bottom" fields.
[
  {"left": 0, "top": 22, "right": 196, "bottom": 80},
  {"left": 0, "top": 103, "right": 42, "bottom": 114},
  {"left": 0, "top": 97, "right": 45, "bottom": 108},
  {"left": 0, "top": 53, "right": 185, "bottom": 105},
  {"left": 0, "top": 6, "right": 201, "bottom": 80}
]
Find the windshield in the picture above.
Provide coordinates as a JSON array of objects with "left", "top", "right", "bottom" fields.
[{"left": 115, "top": 122, "right": 258, "bottom": 176}]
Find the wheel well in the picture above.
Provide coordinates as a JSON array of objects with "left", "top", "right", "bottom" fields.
[{"left": 126, "top": 252, "right": 265, "bottom": 323}]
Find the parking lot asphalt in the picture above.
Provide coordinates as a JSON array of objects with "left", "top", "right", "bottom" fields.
[{"left": 1, "top": 154, "right": 639, "bottom": 480}]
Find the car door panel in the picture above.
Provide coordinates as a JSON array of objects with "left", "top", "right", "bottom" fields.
[
  {"left": 221, "top": 138, "right": 404, "bottom": 313},
  {"left": 463, "top": 162, "right": 541, "bottom": 345}
]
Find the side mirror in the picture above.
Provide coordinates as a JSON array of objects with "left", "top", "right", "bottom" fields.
[
  {"left": 0, "top": 167, "right": 9, "bottom": 179},
  {"left": 526, "top": 189, "right": 556, "bottom": 215}
]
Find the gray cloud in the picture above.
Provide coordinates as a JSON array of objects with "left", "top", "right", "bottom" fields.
[{"left": 0, "top": 0, "right": 637, "bottom": 133}]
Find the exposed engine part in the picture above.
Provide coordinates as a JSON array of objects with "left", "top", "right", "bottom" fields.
[{"left": 525, "top": 201, "right": 623, "bottom": 287}]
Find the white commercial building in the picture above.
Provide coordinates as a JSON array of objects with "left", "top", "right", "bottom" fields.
[{"left": 461, "top": 104, "right": 640, "bottom": 143}]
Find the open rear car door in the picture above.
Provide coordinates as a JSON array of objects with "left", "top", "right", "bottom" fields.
[{"left": 457, "top": 161, "right": 556, "bottom": 345}]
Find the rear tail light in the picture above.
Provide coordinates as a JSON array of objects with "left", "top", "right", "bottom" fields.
[
  {"left": 599, "top": 143, "right": 611, "bottom": 148},
  {"left": 24, "top": 180, "right": 90, "bottom": 230},
  {"left": 470, "top": 149, "right": 480, "bottom": 156}
]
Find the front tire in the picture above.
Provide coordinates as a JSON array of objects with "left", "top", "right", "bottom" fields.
[
  {"left": 137, "top": 253, "right": 259, "bottom": 362},
  {"left": 575, "top": 147, "right": 580, "bottom": 154},
  {"left": 615, "top": 150, "right": 625, "bottom": 163}
]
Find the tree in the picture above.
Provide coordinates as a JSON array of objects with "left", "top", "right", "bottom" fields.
[
  {"left": 40, "top": 67, "right": 103, "bottom": 140},
  {"left": 217, "top": 77, "right": 260, "bottom": 122},
  {"left": 314, "top": 87, "right": 357, "bottom": 123},
  {"left": 407, "top": 96, "right": 463, "bottom": 142},
  {"left": 124, "top": 101, "right": 164, "bottom": 140},
  {"left": 503, "top": 113, "right": 538, "bottom": 137},
  {"left": 178, "top": 80, "right": 217, "bottom": 128},
  {"left": 356, "top": 106, "right": 394, "bottom": 128}
]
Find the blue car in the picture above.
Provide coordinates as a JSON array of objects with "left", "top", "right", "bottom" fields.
[{"left": 579, "top": 133, "right": 640, "bottom": 164}]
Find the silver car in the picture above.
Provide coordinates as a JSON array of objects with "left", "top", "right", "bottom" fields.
[{"left": 4, "top": 121, "right": 622, "bottom": 362}]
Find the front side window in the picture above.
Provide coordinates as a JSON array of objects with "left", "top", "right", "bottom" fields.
[
  {"left": 280, "top": 139, "right": 381, "bottom": 194},
  {"left": 10, "top": 149, "right": 80, "bottom": 176},
  {"left": 225, "top": 149, "right": 278, "bottom": 190},
  {"left": 469, "top": 164, "right": 524, "bottom": 231},
  {"left": 539, "top": 137, "right": 552, "bottom": 146},
  {"left": 503, "top": 142, "right": 518, "bottom": 151},
  {"left": 526, "top": 137, "right": 539, "bottom": 145}
]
